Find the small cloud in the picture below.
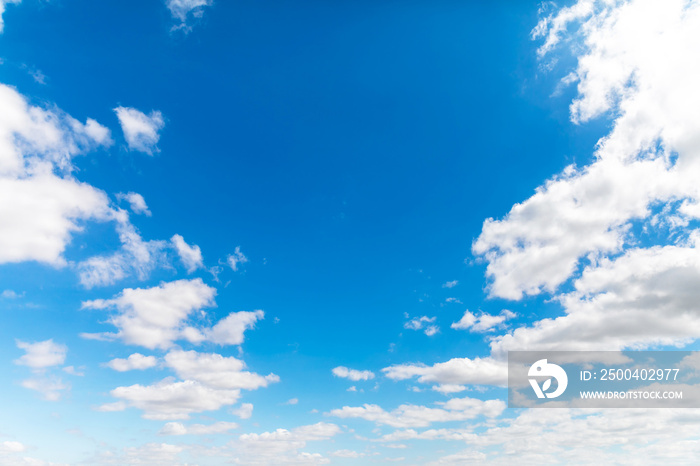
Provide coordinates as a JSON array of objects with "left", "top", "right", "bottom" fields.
[
  {"left": 285, "top": 398, "right": 299, "bottom": 405},
  {"left": 227, "top": 246, "right": 248, "bottom": 271},
  {"left": 445, "top": 297, "right": 462, "bottom": 304},
  {"left": 332, "top": 366, "right": 375, "bottom": 381},
  {"left": 114, "top": 106, "right": 165, "bottom": 155},
  {"left": 171, "top": 234, "right": 204, "bottom": 273},
  {"left": 1, "top": 289, "right": 23, "bottom": 299},
  {"left": 442, "top": 280, "right": 459, "bottom": 288},
  {"left": 14, "top": 339, "right": 67, "bottom": 369},
  {"left": 63, "top": 366, "right": 85, "bottom": 376},
  {"left": 451, "top": 309, "right": 516, "bottom": 333},
  {"left": 117, "top": 192, "right": 151, "bottom": 216},
  {"left": 231, "top": 403, "right": 254, "bottom": 419},
  {"left": 404, "top": 316, "right": 439, "bottom": 335}
]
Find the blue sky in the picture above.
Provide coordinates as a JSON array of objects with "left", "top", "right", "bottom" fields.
[{"left": 3, "top": 0, "right": 700, "bottom": 464}]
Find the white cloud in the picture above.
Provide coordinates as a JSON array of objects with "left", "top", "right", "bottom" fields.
[
  {"left": 227, "top": 246, "right": 248, "bottom": 272},
  {"left": 0, "top": 441, "right": 25, "bottom": 453},
  {"left": 106, "top": 353, "right": 158, "bottom": 372},
  {"left": 231, "top": 402, "right": 254, "bottom": 419},
  {"left": 331, "top": 450, "right": 364, "bottom": 458},
  {"left": 21, "top": 377, "right": 69, "bottom": 401},
  {"left": 431, "top": 384, "right": 467, "bottom": 395},
  {"left": 332, "top": 366, "right": 375, "bottom": 382},
  {"left": 490, "top": 241, "right": 700, "bottom": 357},
  {"left": 106, "top": 378, "right": 241, "bottom": 420},
  {"left": 89, "top": 442, "right": 184, "bottom": 465},
  {"left": 14, "top": 339, "right": 67, "bottom": 369},
  {"left": 164, "top": 350, "right": 279, "bottom": 390},
  {"left": 166, "top": 0, "right": 212, "bottom": 24},
  {"left": 0, "top": 83, "right": 114, "bottom": 267},
  {"left": 117, "top": 192, "right": 151, "bottom": 216},
  {"left": 328, "top": 396, "right": 505, "bottom": 428},
  {"left": 404, "top": 316, "right": 438, "bottom": 336},
  {"left": 229, "top": 422, "right": 340, "bottom": 465},
  {"left": 205, "top": 309, "right": 265, "bottom": 346},
  {"left": 442, "top": 280, "right": 458, "bottom": 288},
  {"left": 170, "top": 234, "right": 203, "bottom": 273},
  {"left": 0, "top": 0, "right": 21, "bottom": 33},
  {"left": 1, "top": 289, "right": 21, "bottom": 299},
  {"left": 114, "top": 106, "right": 165, "bottom": 155},
  {"left": 473, "top": 0, "right": 700, "bottom": 300},
  {"left": 159, "top": 421, "right": 238, "bottom": 436},
  {"left": 77, "top": 217, "right": 167, "bottom": 288},
  {"left": 451, "top": 309, "right": 515, "bottom": 333},
  {"left": 81, "top": 278, "right": 216, "bottom": 349},
  {"left": 383, "top": 357, "right": 507, "bottom": 387},
  {"left": 285, "top": 398, "right": 299, "bottom": 405}
]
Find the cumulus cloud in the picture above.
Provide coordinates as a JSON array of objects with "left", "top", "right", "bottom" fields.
[
  {"left": 230, "top": 422, "right": 341, "bottom": 465},
  {"left": 14, "top": 339, "right": 67, "bottom": 369},
  {"left": 164, "top": 350, "right": 279, "bottom": 390},
  {"left": 231, "top": 402, "right": 254, "bottom": 419},
  {"left": 159, "top": 421, "right": 238, "bottom": 436},
  {"left": 473, "top": 0, "right": 700, "bottom": 300},
  {"left": 451, "top": 309, "right": 516, "bottom": 333},
  {"left": 328, "top": 396, "right": 505, "bottom": 428},
  {"left": 105, "top": 378, "right": 241, "bottom": 420},
  {"left": 404, "top": 315, "right": 439, "bottom": 336},
  {"left": 21, "top": 376, "right": 70, "bottom": 401},
  {"left": 166, "top": 0, "right": 212, "bottom": 30},
  {"left": 114, "top": 106, "right": 165, "bottom": 155},
  {"left": 0, "top": 84, "right": 115, "bottom": 266},
  {"left": 77, "top": 217, "right": 167, "bottom": 288},
  {"left": 332, "top": 366, "right": 375, "bottom": 382},
  {"left": 81, "top": 278, "right": 216, "bottom": 349},
  {"left": 171, "top": 234, "right": 203, "bottom": 273},
  {"left": 117, "top": 192, "right": 151, "bottom": 216},
  {"left": 106, "top": 353, "right": 158, "bottom": 372},
  {"left": 227, "top": 246, "right": 248, "bottom": 272},
  {"left": 383, "top": 357, "right": 507, "bottom": 387}
]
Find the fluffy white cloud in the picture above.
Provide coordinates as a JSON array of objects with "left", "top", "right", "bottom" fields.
[
  {"left": 89, "top": 442, "right": 184, "bottom": 466},
  {"left": 451, "top": 309, "right": 515, "bottom": 333},
  {"left": 106, "top": 353, "right": 158, "bottom": 372},
  {"left": 159, "top": 421, "right": 238, "bottom": 436},
  {"left": 164, "top": 350, "right": 279, "bottom": 390},
  {"left": 231, "top": 402, "right": 254, "bottom": 419},
  {"left": 0, "top": 441, "right": 25, "bottom": 453},
  {"left": 230, "top": 422, "right": 340, "bottom": 465},
  {"left": 205, "top": 310, "right": 265, "bottom": 346},
  {"left": 442, "top": 280, "right": 458, "bottom": 288},
  {"left": 227, "top": 246, "right": 248, "bottom": 271},
  {"left": 331, "top": 366, "right": 375, "bottom": 381},
  {"left": 383, "top": 357, "right": 507, "bottom": 387},
  {"left": 328, "top": 396, "right": 505, "bottom": 428},
  {"left": 14, "top": 339, "right": 67, "bottom": 369},
  {"left": 106, "top": 378, "right": 241, "bottom": 420},
  {"left": 117, "top": 192, "right": 151, "bottom": 216},
  {"left": 114, "top": 106, "right": 165, "bottom": 155},
  {"left": 424, "top": 408, "right": 700, "bottom": 465},
  {"left": 490, "top": 241, "right": 700, "bottom": 357},
  {"left": 404, "top": 315, "right": 439, "bottom": 336},
  {"left": 77, "top": 217, "right": 167, "bottom": 288},
  {"left": 0, "top": 84, "right": 115, "bottom": 267},
  {"left": 473, "top": 0, "right": 700, "bottom": 300},
  {"left": 21, "top": 377, "right": 69, "bottom": 401},
  {"left": 166, "top": 0, "right": 212, "bottom": 23},
  {"left": 81, "top": 278, "right": 216, "bottom": 349},
  {"left": 170, "top": 234, "right": 203, "bottom": 273}
]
